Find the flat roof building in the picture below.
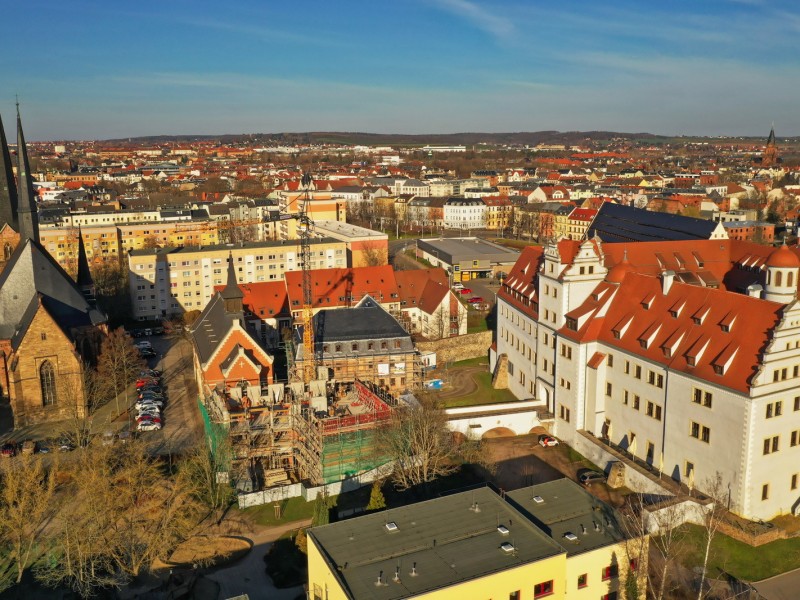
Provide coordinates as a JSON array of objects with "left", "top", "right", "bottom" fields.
[
  {"left": 416, "top": 236, "right": 520, "bottom": 282},
  {"left": 308, "top": 480, "right": 644, "bottom": 600}
]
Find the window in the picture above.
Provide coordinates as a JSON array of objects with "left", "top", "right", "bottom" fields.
[
  {"left": 795, "top": 396, "right": 800, "bottom": 412},
  {"left": 763, "top": 436, "right": 780, "bottom": 455},
  {"left": 41, "top": 332, "right": 47, "bottom": 340},
  {"left": 762, "top": 484, "right": 769, "bottom": 501},
  {"left": 766, "top": 401, "right": 783, "bottom": 418},
  {"left": 560, "top": 344, "right": 572, "bottom": 359},
  {"left": 606, "top": 382, "right": 612, "bottom": 397},
  {"left": 509, "top": 593, "right": 520, "bottom": 600},
  {"left": 633, "top": 395, "right": 640, "bottom": 410},
  {"left": 793, "top": 474, "right": 798, "bottom": 491},
  {"left": 634, "top": 365, "right": 642, "bottom": 379},
  {"left": 685, "top": 461, "right": 694, "bottom": 478},
  {"left": 607, "top": 354, "right": 614, "bottom": 367},
  {"left": 601, "top": 594, "right": 618, "bottom": 600},
  {"left": 602, "top": 564, "right": 619, "bottom": 581},
  {"left": 792, "top": 431, "right": 800, "bottom": 447},
  {"left": 624, "top": 360, "right": 630, "bottom": 374},
  {"left": 533, "top": 580, "right": 553, "bottom": 598},
  {"left": 577, "top": 573, "right": 587, "bottom": 588},
  {"left": 40, "top": 360, "right": 57, "bottom": 407},
  {"left": 690, "top": 422, "right": 710, "bottom": 443},
  {"left": 693, "top": 388, "right": 713, "bottom": 408}
]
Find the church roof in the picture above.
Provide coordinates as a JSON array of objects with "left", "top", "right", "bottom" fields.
[
  {"left": 0, "top": 239, "right": 105, "bottom": 341},
  {"left": 0, "top": 113, "right": 18, "bottom": 232}
]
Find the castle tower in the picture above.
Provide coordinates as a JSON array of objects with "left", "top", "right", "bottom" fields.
[
  {"left": 764, "top": 243, "right": 799, "bottom": 303},
  {"left": 15, "top": 104, "right": 39, "bottom": 243}
]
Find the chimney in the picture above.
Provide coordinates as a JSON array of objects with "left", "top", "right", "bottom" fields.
[
  {"left": 747, "top": 283, "right": 763, "bottom": 299},
  {"left": 662, "top": 270, "right": 675, "bottom": 295}
]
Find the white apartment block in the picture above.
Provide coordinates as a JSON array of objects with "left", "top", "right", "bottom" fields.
[
  {"left": 128, "top": 238, "right": 347, "bottom": 320},
  {"left": 493, "top": 237, "right": 800, "bottom": 520},
  {"left": 443, "top": 197, "right": 487, "bottom": 230}
]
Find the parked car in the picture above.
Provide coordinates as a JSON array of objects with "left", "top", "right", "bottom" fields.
[
  {"left": 139, "top": 369, "right": 162, "bottom": 379},
  {"left": 452, "top": 282, "right": 464, "bottom": 291},
  {"left": 137, "top": 421, "right": 162, "bottom": 432},
  {"left": 468, "top": 296, "right": 485, "bottom": 304},
  {"left": 140, "top": 347, "right": 156, "bottom": 358},
  {"left": 579, "top": 470, "right": 607, "bottom": 485},
  {"left": 136, "top": 378, "right": 159, "bottom": 389},
  {"left": 459, "top": 288, "right": 472, "bottom": 295},
  {"left": 538, "top": 435, "right": 559, "bottom": 448},
  {"left": 1, "top": 442, "right": 17, "bottom": 457},
  {"left": 134, "top": 340, "right": 152, "bottom": 350},
  {"left": 142, "top": 328, "right": 153, "bottom": 336},
  {"left": 137, "top": 415, "right": 162, "bottom": 425}
]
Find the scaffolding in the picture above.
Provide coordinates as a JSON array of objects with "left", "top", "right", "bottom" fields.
[{"left": 206, "top": 378, "right": 398, "bottom": 490}]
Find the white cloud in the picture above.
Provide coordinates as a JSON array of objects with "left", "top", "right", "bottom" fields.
[{"left": 428, "top": 0, "right": 516, "bottom": 41}]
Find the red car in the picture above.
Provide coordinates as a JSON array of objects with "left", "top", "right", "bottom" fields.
[
  {"left": 459, "top": 288, "right": 472, "bottom": 295},
  {"left": 468, "top": 296, "right": 485, "bottom": 304},
  {"left": 136, "top": 378, "right": 159, "bottom": 389}
]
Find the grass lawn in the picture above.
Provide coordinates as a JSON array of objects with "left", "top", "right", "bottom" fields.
[
  {"left": 442, "top": 371, "right": 518, "bottom": 407},
  {"left": 677, "top": 523, "right": 800, "bottom": 582},
  {"left": 452, "top": 356, "right": 489, "bottom": 368},
  {"left": 238, "top": 495, "right": 322, "bottom": 527},
  {"left": 491, "top": 238, "right": 539, "bottom": 250}
]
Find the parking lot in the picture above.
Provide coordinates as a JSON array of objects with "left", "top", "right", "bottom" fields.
[{"left": 0, "top": 334, "right": 204, "bottom": 456}]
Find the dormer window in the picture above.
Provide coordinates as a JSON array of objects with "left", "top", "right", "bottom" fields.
[
  {"left": 566, "top": 317, "right": 578, "bottom": 331},
  {"left": 686, "top": 357, "right": 696, "bottom": 367},
  {"left": 692, "top": 317, "right": 701, "bottom": 325}
]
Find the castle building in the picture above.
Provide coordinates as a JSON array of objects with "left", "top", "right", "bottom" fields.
[
  {"left": 493, "top": 236, "right": 800, "bottom": 520},
  {"left": 0, "top": 107, "right": 107, "bottom": 427}
]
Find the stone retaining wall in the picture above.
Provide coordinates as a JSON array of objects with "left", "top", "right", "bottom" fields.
[{"left": 417, "top": 330, "right": 492, "bottom": 364}]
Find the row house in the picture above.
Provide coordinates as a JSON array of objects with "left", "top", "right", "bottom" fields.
[{"left": 493, "top": 236, "right": 800, "bottom": 519}]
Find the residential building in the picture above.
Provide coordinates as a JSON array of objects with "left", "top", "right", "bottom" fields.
[
  {"left": 127, "top": 237, "right": 348, "bottom": 320},
  {"left": 311, "top": 221, "right": 389, "bottom": 268},
  {"left": 395, "top": 268, "right": 467, "bottom": 338},
  {"left": 308, "top": 480, "right": 644, "bottom": 600},
  {"left": 443, "top": 197, "right": 486, "bottom": 230}
]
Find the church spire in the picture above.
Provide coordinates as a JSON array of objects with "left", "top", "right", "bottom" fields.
[
  {"left": 75, "top": 227, "right": 95, "bottom": 304},
  {"left": 221, "top": 251, "right": 243, "bottom": 314},
  {"left": 15, "top": 103, "right": 39, "bottom": 243},
  {"left": 0, "top": 113, "right": 18, "bottom": 232}
]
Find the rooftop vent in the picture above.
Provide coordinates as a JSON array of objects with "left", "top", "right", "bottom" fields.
[
  {"left": 497, "top": 525, "right": 510, "bottom": 535},
  {"left": 533, "top": 495, "right": 544, "bottom": 504},
  {"left": 564, "top": 532, "right": 578, "bottom": 542},
  {"left": 500, "top": 542, "right": 515, "bottom": 553},
  {"left": 385, "top": 522, "right": 398, "bottom": 532}
]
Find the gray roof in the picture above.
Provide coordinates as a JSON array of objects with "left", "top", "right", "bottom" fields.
[
  {"left": 313, "top": 295, "right": 408, "bottom": 343},
  {"left": 506, "top": 479, "right": 625, "bottom": 557},
  {"left": 0, "top": 239, "right": 105, "bottom": 344},
  {"left": 417, "top": 237, "right": 519, "bottom": 265},
  {"left": 588, "top": 202, "right": 719, "bottom": 243},
  {"left": 190, "top": 293, "right": 239, "bottom": 365},
  {"left": 309, "top": 485, "right": 564, "bottom": 600}
]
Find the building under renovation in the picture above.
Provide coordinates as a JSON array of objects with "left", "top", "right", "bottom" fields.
[{"left": 191, "top": 261, "right": 421, "bottom": 490}]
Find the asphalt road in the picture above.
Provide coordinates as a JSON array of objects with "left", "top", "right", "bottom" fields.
[{"left": 751, "top": 567, "right": 800, "bottom": 600}]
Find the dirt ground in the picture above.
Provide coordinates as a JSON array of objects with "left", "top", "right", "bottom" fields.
[
  {"left": 482, "top": 433, "right": 630, "bottom": 508},
  {"left": 166, "top": 535, "right": 252, "bottom": 568}
]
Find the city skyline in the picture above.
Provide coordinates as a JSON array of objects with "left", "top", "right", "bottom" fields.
[{"left": 3, "top": 0, "right": 799, "bottom": 140}]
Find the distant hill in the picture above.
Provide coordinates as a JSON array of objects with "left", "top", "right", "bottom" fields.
[{"left": 102, "top": 130, "right": 669, "bottom": 146}]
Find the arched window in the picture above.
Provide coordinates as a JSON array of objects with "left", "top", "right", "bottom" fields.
[
  {"left": 776, "top": 271, "right": 783, "bottom": 287},
  {"left": 40, "top": 360, "right": 57, "bottom": 407},
  {"left": 789, "top": 272, "right": 795, "bottom": 287}
]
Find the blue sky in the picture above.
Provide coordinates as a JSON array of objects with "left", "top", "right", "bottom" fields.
[{"left": 2, "top": 0, "right": 798, "bottom": 139}]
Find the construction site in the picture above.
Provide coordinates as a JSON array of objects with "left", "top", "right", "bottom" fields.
[
  {"left": 201, "top": 377, "right": 401, "bottom": 490},
  {"left": 196, "top": 174, "right": 419, "bottom": 494}
]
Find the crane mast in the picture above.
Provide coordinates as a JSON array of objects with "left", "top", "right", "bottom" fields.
[{"left": 299, "top": 172, "right": 316, "bottom": 384}]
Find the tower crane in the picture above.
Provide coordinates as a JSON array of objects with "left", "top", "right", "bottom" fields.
[{"left": 274, "top": 172, "right": 316, "bottom": 383}]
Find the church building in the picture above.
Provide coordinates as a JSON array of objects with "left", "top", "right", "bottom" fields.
[{"left": 0, "top": 107, "right": 107, "bottom": 427}]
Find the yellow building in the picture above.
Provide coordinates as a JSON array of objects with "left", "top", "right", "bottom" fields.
[
  {"left": 118, "top": 220, "right": 219, "bottom": 252},
  {"left": 40, "top": 226, "right": 122, "bottom": 273},
  {"left": 127, "top": 237, "right": 349, "bottom": 320},
  {"left": 308, "top": 479, "right": 645, "bottom": 600},
  {"left": 278, "top": 193, "right": 347, "bottom": 239}
]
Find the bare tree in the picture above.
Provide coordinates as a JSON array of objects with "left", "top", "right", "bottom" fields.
[
  {"left": 181, "top": 437, "right": 235, "bottom": 520},
  {"left": 0, "top": 454, "right": 58, "bottom": 587},
  {"left": 376, "top": 394, "right": 457, "bottom": 490},
  {"left": 360, "top": 240, "right": 388, "bottom": 267},
  {"left": 56, "top": 365, "right": 105, "bottom": 449},
  {"left": 36, "top": 440, "right": 202, "bottom": 596},
  {"left": 696, "top": 473, "right": 727, "bottom": 600},
  {"left": 97, "top": 327, "right": 146, "bottom": 416},
  {"left": 622, "top": 494, "right": 687, "bottom": 600}
]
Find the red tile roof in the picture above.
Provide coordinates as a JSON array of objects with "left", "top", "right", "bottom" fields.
[
  {"left": 284, "top": 265, "right": 399, "bottom": 310},
  {"left": 562, "top": 272, "right": 783, "bottom": 392}
]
